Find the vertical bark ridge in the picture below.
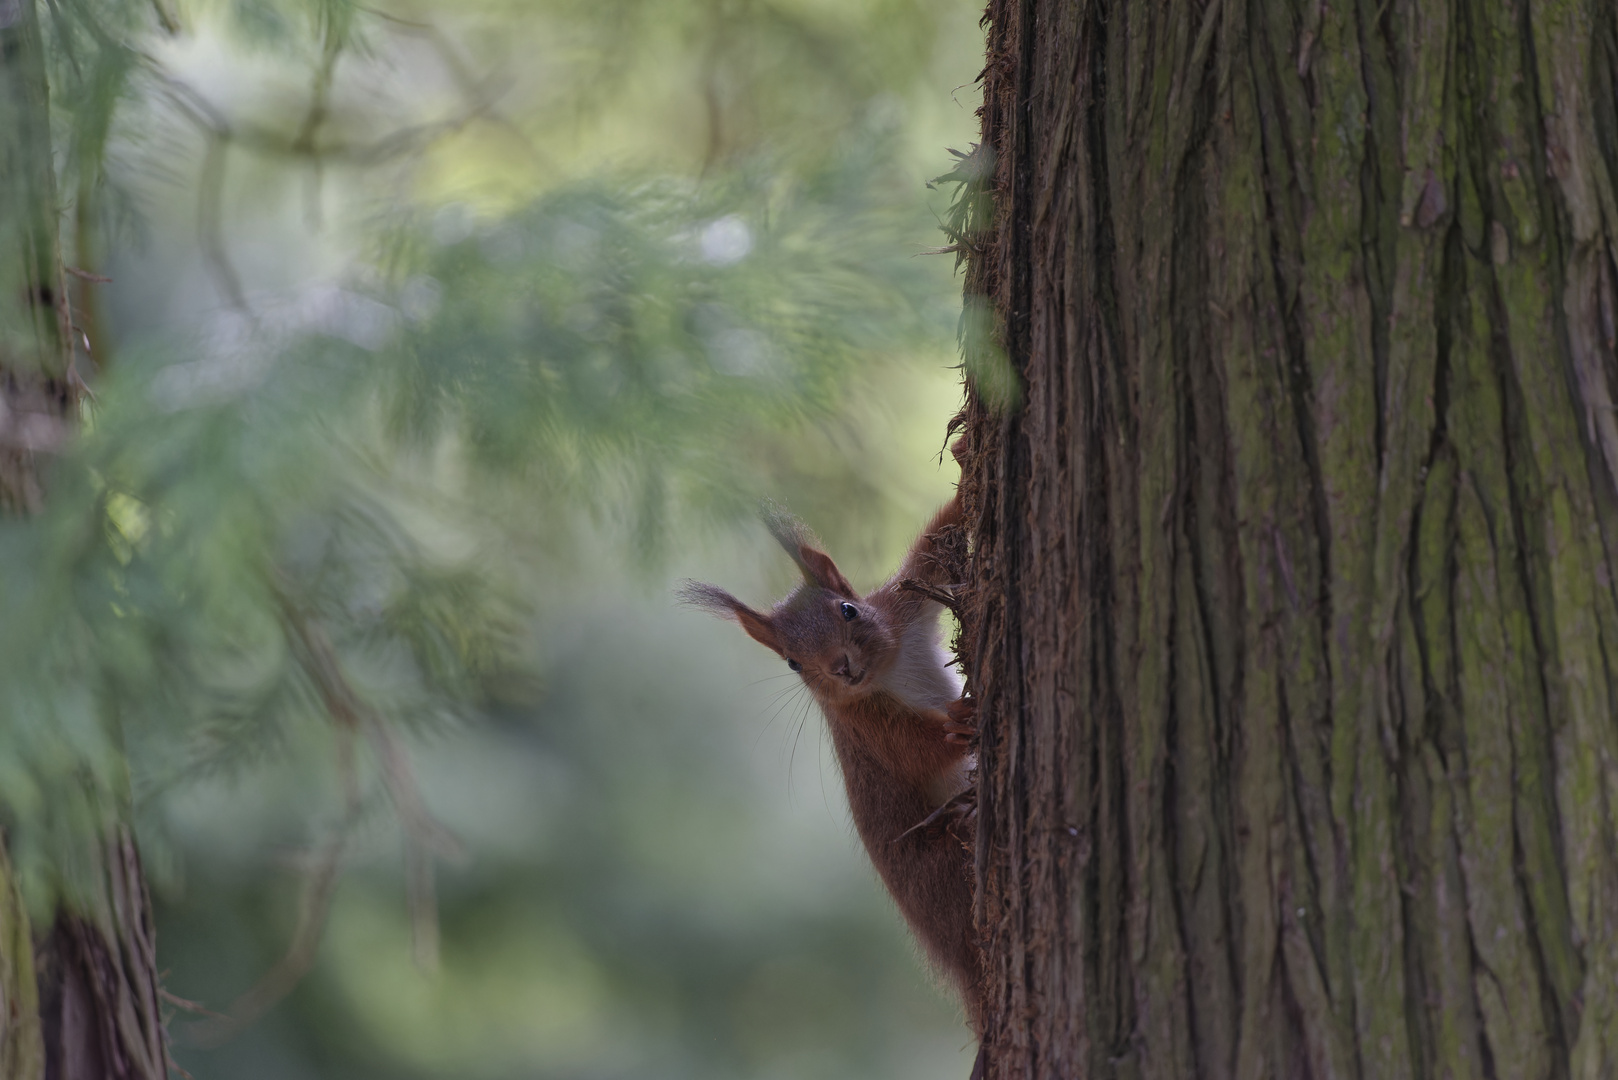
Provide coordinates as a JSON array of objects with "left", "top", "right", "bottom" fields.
[{"left": 957, "top": 0, "right": 1618, "bottom": 1076}]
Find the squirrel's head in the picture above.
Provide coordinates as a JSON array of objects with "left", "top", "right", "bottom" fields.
[{"left": 680, "top": 507, "right": 900, "bottom": 709}]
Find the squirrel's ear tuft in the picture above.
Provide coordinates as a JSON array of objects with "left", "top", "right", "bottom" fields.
[
  {"left": 678, "top": 581, "right": 782, "bottom": 654},
  {"left": 762, "top": 502, "right": 815, "bottom": 563},
  {"left": 761, "top": 501, "right": 856, "bottom": 597},
  {"left": 677, "top": 580, "right": 739, "bottom": 614}
]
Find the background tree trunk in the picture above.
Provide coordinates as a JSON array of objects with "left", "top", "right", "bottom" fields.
[
  {"left": 956, "top": 0, "right": 1618, "bottom": 1076},
  {"left": 0, "top": 4, "right": 169, "bottom": 1078}
]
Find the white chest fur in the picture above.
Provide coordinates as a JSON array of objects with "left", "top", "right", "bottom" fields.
[{"left": 876, "top": 600, "right": 964, "bottom": 713}]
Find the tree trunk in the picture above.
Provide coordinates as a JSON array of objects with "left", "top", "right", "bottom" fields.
[
  {"left": 956, "top": 0, "right": 1618, "bottom": 1077},
  {"left": 0, "top": 4, "right": 169, "bottom": 1077}
]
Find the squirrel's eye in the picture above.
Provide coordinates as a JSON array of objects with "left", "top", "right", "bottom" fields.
[
  {"left": 787, "top": 659, "right": 803, "bottom": 672},
  {"left": 840, "top": 602, "right": 858, "bottom": 621}
]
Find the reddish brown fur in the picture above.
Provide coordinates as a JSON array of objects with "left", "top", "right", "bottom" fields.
[
  {"left": 821, "top": 692, "right": 982, "bottom": 1029},
  {"left": 681, "top": 497, "right": 984, "bottom": 1032}
]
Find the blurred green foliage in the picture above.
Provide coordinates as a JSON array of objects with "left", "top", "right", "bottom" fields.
[{"left": 2, "top": 0, "right": 983, "bottom": 1075}]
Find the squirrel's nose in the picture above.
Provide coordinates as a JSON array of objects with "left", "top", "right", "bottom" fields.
[{"left": 832, "top": 655, "right": 851, "bottom": 677}]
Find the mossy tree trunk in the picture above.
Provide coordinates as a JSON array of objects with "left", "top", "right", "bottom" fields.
[
  {"left": 1, "top": 3, "right": 169, "bottom": 1078},
  {"left": 955, "top": 0, "right": 1618, "bottom": 1076}
]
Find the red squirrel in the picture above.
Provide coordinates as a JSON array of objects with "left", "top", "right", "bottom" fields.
[{"left": 681, "top": 496, "right": 984, "bottom": 1035}]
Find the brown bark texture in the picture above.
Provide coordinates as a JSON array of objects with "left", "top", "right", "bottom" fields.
[
  {"left": 36, "top": 835, "right": 170, "bottom": 1080},
  {"left": 0, "top": 4, "right": 170, "bottom": 1078},
  {"left": 955, "top": 0, "right": 1618, "bottom": 1077}
]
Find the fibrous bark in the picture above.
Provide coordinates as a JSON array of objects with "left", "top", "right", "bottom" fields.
[
  {"left": 956, "top": 0, "right": 1618, "bottom": 1076},
  {"left": 36, "top": 834, "right": 169, "bottom": 1080}
]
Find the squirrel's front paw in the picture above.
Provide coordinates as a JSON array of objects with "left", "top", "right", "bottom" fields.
[{"left": 943, "top": 696, "right": 977, "bottom": 745}]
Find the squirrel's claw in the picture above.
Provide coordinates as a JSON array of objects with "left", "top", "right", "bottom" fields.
[{"left": 943, "top": 696, "right": 977, "bottom": 743}]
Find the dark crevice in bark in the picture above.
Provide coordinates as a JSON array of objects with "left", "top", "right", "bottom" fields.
[
  {"left": 1352, "top": 0, "right": 1397, "bottom": 480},
  {"left": 1276, "top": 672, "right": 1328, "bottom": 1080},
  {"left": 998, "top": 0, "right": 1034, "bottom": 1048},
  {"left": 1467, "top": 926, "right": 1503, "bottom": 1080},
  {"left": 1512, "top": 698, "right": 1578, "bottom": 1078},
  {"left": 1006, "top": 0, "right": 1036, "bottom": 362},
  {"left": 1596, "top": 25, "right": 1618, "bottom": 202},
  {"left": 1275, "top": 929, "right": 1318, "bottom": 1080},
  {"left": 1161, "top": 548, "right": 1191, "bottom": 1072},
  {"left": 1428, "top": 232, "right": 1457, "bottom": 489},
  {"left": 1390, "top": 637, "right": 1434, "bottom": 1080},
  {"left": 1087, "top": 19, "right": 1133, "bottom": 1074}
]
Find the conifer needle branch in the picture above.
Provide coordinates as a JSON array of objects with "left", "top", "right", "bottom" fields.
[
  {"left": 147, "top": 54, "right": 518, "bottom": 170},
  {"left": 358, "top": 711, "right": 461, "bottom": 970},
  {"left": 182, "top": 736, "right": 361, "bottom": 1048},
  {"left": 275, "top": 581, "right": 460, "bottom": 970},
  {"left": 357, "top": 5, "right": 538, "bottom": 162},
  {"left": 189, "top": 581, "right": 462, "bottom": 1045}
]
